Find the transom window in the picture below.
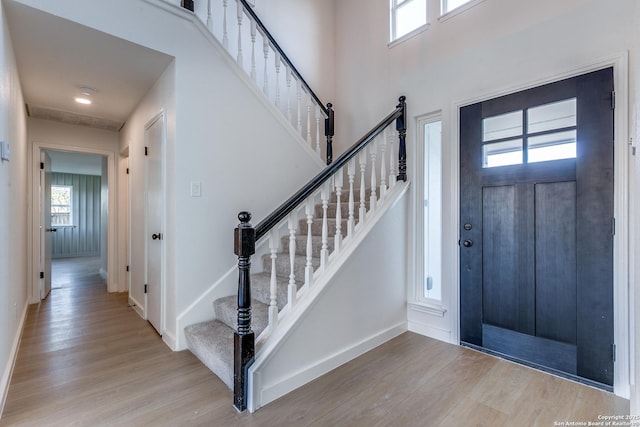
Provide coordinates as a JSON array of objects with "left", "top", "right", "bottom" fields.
[
  {"left": 482, "top": 98, "right": 577, "bottom": 168},
  {"left": 51, "top": 185, "right": 73, "bottom": 226},
  {"left": 390, "top": 0, "right": 427, "bottom": 42}
]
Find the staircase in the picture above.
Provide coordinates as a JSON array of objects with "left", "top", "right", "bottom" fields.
[{"left": 184, "top": 196, "right": 347, "bottom": 389}]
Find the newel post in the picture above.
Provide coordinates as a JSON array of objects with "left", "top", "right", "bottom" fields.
[
  {"left": 325, "top": 103, "right": 335, "bottom": 165},
  {"left": 181, "top": 0, "right": 194, "bottom": 12},
  {"left": 396, "top": 96, "right": 407, "bottom": 182},
  {"left": 233, "top": 211, "right": 255, "bottom": 412}
]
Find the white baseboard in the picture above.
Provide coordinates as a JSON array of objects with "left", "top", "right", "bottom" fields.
[
  {"left": 128, "top": 295, "right": 144, "bottom": 318},
  {"left": 256, "top": 323, "right": 407, "bottom": 410},
  {"left": 99, "top": 268, "right": 108, "bottom": 281},
  {"left": 1, "top": 301, "right": 28, "bottom": 418},
  {"left": 408, "top": 320, "right": 453, "bottom": 344},
  {"left": 163, "top": 330, "right": 177, "bottom": 351}
]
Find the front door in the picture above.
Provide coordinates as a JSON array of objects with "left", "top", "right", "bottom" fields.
[{"left": 460, "top": 68, "right": 614, "bottom": 387}]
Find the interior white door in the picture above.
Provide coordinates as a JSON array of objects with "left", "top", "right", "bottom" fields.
[
  {"left": 145, "top": 114, "right": 164, "bottom": 334},
  {"left": 40, "top": 150, "right": 53, "bottom": 300}
]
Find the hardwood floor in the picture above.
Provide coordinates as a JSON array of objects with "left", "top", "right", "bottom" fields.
[{"left": 1, "top": 258, "right": 629, "bottom": 426}]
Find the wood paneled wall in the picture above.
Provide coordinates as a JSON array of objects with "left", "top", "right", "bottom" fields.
[{"left": 51, "top": 173, "right": 102, "bottom": 258}]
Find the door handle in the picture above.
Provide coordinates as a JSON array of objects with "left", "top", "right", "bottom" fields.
[
  {"left": 45, "top": 228, "right": 57, "bottom": 232},
  {"left": 463, "top": 239, "right": 473, "bottom": 247},
  {"left": 152, "top": 233, "right": 162, "bottom": 240}
]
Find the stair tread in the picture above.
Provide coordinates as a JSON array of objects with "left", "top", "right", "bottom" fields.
[
  {"left": 184, "top": 319, "right": 234, "bottom": 390},
  {"left": 251, "top": 271, "right": 300, "bottom": 308},
  {"left": 214, "top": 295, "right": 270, "bottom": 337}
]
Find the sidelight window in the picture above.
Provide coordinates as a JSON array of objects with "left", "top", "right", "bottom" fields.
[{"left": 482, "top": 98, "right": 577, "bottom": 168}]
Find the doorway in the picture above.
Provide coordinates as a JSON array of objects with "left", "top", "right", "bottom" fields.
[{"left": 459, "top": 68, "right": 614, "bottom": 388}]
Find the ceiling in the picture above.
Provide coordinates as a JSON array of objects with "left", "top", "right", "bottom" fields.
[{"left": 4, "top": 1, "right": 174, "bottom": 131}]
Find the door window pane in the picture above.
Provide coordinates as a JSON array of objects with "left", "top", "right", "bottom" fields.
[
  {"left": 528, "top": 98, "right": 577, "bottom": 134},
  {"left": 528, "top": 130, "right": 577, "bottom": 163},
  {"left": 483, "top": 110, "right": 523, "bottom": 142},
  {"left": 483, "top": 139, "right": 523, "bottom": 168},
  {"left": 423, "top": 120, "right": 442, "bottom": 301}
]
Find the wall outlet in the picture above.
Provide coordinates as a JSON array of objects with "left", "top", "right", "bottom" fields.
[{"left": 190, "top": 181, "right": 201, "bottom": 197}]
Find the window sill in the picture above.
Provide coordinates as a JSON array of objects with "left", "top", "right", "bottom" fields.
[
  {"left": 408, "top": 301, "right": 447, "bottom": 317},
  {"left": 388, "top": 22, "right": 430, "bottom": 49},
  {"left": 439, "top": 0, "right": 486, "bottom": 23}
]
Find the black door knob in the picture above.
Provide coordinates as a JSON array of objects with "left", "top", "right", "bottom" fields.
[
  {"left": 463, "top": 239, "right": 473, "bottom": 247},
  {"left": 152, "top": 233, "right": 162, "bottom": 240}
]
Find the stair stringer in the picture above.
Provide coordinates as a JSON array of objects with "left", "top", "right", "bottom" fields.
[{"left": 247, "top": 181, "right": 411, "bottom": 412}]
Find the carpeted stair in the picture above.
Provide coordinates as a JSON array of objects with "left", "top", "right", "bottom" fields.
[{"left": 184, "top": 191, "right": 367, "bottom": 389}]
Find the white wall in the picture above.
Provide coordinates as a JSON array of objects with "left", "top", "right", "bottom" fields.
[
  {"left": 335, "top": 0, "right": 637, "bottom": 403},
  {"left": 0, "top": 0, "right": 28, "bottom": 414}
]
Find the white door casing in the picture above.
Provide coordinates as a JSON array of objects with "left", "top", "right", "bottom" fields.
[
  {"left": 145, "top": 112, "right": 165, "bottom": 335},
  {"left": 40, "top": 151, "right": 53, "bottom": 300}
]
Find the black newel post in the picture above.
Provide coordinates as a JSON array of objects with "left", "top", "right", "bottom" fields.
[
  {"left": 181, "top": 0, "right": 194, "bottom": 12},
  {"left": 396, "top": 96, "right": 407, "bottom": 182},
  {"left": 325, "top": 103, "right": 335, "bottom": 165},
  {"left": 233, "top": 211, "right": 255, "bottom": 412}
]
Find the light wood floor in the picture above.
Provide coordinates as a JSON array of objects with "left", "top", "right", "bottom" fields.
[{"left": 1, "top": 258, "right": 629, "bottom": 426}]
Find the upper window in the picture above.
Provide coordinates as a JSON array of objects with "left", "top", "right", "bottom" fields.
[
  {"left": 390, "top": 0, "right": 427, "bottom": 42},
  {"left": 51, "top": 185, "right": 73, "bottom": 226},
  {"left": 442, "top": 0, "right": 473, "bottom": 14}
]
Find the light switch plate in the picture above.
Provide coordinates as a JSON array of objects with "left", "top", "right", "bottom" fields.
[{"left": 190, "top": 181, "right": 201, "bottom": 197}]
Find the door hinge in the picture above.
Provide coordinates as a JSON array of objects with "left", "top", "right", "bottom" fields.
[
  {"left": 144, "top": 284, "right": 148, "bottom": 294},
  {"left": 612, "top": 217, "right": 616, "bottom": 236},
  {"left": 611, "top": 91, "right": 616, "bottom": 110},
  {"left": 612, "top": 343, "right": 616, "bottom": 362},
  {"left": 39, "top": 271, "right": 44, "bottom": 279},
  {"left": 144, "top": 146, "right": 148, "bottom": 156},
  {"left": 126, "top": 265, "right": 130, "bottom": 272},
  {"left": 126, "top": 167, "right": 129, "bottom": 175},
  {"left": 40, "top": 162, "right": 44, "bottom": 170}
]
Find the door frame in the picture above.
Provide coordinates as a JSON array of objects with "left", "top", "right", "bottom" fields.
[
  {"left": 143, "top": 111, "right": 166, "bottom": 335},
  {"left": 451, "top": 54, "right": 630, "bottom": 398},
  {"left": 30, "top": 142, "right": 118, "bottom": 301}
]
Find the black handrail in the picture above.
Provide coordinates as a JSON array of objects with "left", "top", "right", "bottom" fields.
[
  {"left": 255, "top": 96, "right": 406, "bottom": 239},
  {"left": 237, "top": 0, "right": 329, "bottom": 118}
]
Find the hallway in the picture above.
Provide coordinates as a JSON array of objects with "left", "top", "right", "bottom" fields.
[{"left": 0, "top": 259, "right": 629, "bottom": 425}]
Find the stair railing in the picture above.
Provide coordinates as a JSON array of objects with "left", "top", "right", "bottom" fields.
[
  {"left": 232, "top": 96, "right": 407, "bottom": 411},
  {"left": 185, "top": 0, "right": 335, "bottom": 164}
]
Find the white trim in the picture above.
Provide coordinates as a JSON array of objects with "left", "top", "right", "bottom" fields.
[
  {"left": 129, "top": 295, "right": 145, "bottom": 318},
  {"left": 388, "top": 23, "right": 430, "bottom": 49},
  {"left": 450, "top": 52, "right": 631, "bottom": 398},
  {"left": 31, "top": 142, "right": 119, "bottom": 301},
  {"left": 0, "top": 302, "right": 28, "bottom": 417}
]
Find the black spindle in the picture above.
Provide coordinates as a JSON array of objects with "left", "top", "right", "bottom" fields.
[
  {"left": 325, "top": 103, "right": 335, "bottom": 165},
  {"left": 233, "top": 211, "right": 255, "bottom": 412},
  {"left": 396, "top": 96, "right": 407, "bottom": 182}
]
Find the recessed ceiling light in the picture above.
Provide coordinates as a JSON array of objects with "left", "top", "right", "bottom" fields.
[
  {"left": 74, "top": 97, "right": 92, "bottom": 105},
  {"left": 80, "top": 86, "right": 96, "bottom": 96}
]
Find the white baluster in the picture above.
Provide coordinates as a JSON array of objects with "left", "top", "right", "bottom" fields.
[
  {"left": 388, "top": 128, "right": 397, "bottom": 188},
  {"left": 315, "top": 105, "right": 322, "bottom": 156},
  {"left": 320, "top": 183, "right": 330, "bottom": 270},
  {"left": 370, "top": 139, "right": 378, "bottom": 213},
  {"left": 268, "top": 229, "right": 279, "bottom": 328},
  {"left": 296, "top": 80, "right": 302, "bottom": 133},
  {"left": 236, "top": 1, "right": 243, "bottom": 67},
  {"left": 250, "top": 20, "right": 257, "bottom": 82},
  {"left": 286, "top": 68, "right": 292, "bottom": 122},
  {"left": 359, "top": 147, "right": 367, "bottom": 223},
  {"left": 287, "top": 213, "right": 297, "bottom": 307},
  {"left": 380, "top": 130, "right": 387, "bottom": 200},
  {"left": 304, "top": 199, "right": 314, "bottom": 287},
  {"left": 347, "top": 159, "right": 356, "bottom": 236},
  {"left": 275, "top": 52, "right": 282, "bottom": 110},
  {"left": 206, "top": 0, "right": 213, "bottom": 32},
  {"left": 222, "top": 0, "right": 229, "bottom": 50},
  {"left": 334, "top": 169, "right": 344, "bottom": 252},
  {"left": 262, "top": 36, "right": 269, "bottom": 95},
  {"left": 306, "top": 92, "right": 312, "bottom": 145}
]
